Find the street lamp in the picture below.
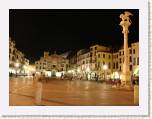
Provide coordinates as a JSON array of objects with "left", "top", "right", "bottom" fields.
[
  {"left": 23, "top": 65, "right": 27, "bottom": 76},
  {"left": 86, "top": 67, "right": 90, "bottom": 80},
  {"left": 15, "top": 62, "right": 20, "bottom": 77},
  {"left": 103, "top": 64, "right": 108, "bottom": 80},
  {"left": 77, "top": 68, "right": 80, "bottom": 73}
]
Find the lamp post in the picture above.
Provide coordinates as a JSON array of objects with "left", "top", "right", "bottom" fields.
[
  {"left": 103, "top": 64, "right": 108, "bottom": 80},
  {"left": 86, "top": 67, "right": 90, "bottom": 80},
  {"left": 119, "top": 11, "right": 133, "bottom": 88},
  {"left": 15, "top": 62, "right": 20, "bottom": 77},
  {"left": 23, "top": 65, "right": 27, "bottom": 76}
]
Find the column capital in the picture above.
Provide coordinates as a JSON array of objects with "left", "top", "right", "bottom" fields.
[{"left": 119, "top": 11, "right": 133, "bottom": 34}]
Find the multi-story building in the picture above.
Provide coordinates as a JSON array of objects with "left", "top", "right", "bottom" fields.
[
  {"left": 35, "top": 51, "right": 69, "bottom": 77},
  {"left": 68, "top": 52, "right": 77, "bottom": 72},
  {"left": 112, "top": 42, "right": 139, "bottom": 79},
  {"left": 90, "top": 44, "right": 111, "bottom": 71},
  {"left": 74, "top": 45, "right": 111, "bottom": 80},
  {"left": 9, "top": 37, "right": 30, "bottom": 75},
  {"left": 89, "top": 45, "right": 111, "bottom": 80},
  {"left": 76, "top": 49, "right": 90, "bottom": 79},
  {"left": 96, "top": 51, "right": 112, "bottom": 79},
  {"left": 131, "top": 42, "right": 139, "bottom": 77},
  {"left": 68, "top": 42, "right": 139, "bottom": 80}
]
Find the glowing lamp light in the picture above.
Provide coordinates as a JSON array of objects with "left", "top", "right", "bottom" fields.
[
  {"left": 29, "top": 67, "right": 36, "bottom": 72},
  {"left": 86, "top": 67, "right": 90, "bottom": 72},
  {"left": 9, "top": 68, "right": 16, "bottom": 74},
  {"left": 47, "top": 72, "right": 52, "bottom": 77},
  {"left": 56, "top": 72, "right": 61, "bottom": 77},
  {"left": 120, "top": 74, "right": 122, "bottom": 80},
  {"left": 111, "top": 72, "right": 119, "bottom": 79},
  {"left": 68, "top": 70, "right": 72, "bottom": 73},
  {"left": 23, "top": 65, "right": 27, "bottom": 69},
  {"left": 15, "top": 63, "right": 19, "bottom": 68},
  {"left": 45, "top": 71, "right": 52, "bottom": 77},
  {"left": 133, "top": 67, "right": 139, "bottom": 77},
  {"left": 103, "top": 65, "right": 108, "bottom": 70},
  {"left": 71, "top": 70, "right": 74, "bottom": 73},
  {"left": 77, "top": 68, "right": 80, "bottom": 73}
]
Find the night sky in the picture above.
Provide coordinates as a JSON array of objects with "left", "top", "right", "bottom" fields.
[{"left": 9, "top": 9, "right": 139, "bottom": 63}]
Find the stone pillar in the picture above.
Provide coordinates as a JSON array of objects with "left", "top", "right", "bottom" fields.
[
  {"left": 134, "top": 84, "right": 139, "bottom": 105},
  {"left": 119, "top": 11, "right": 133, "bottom": 88}
]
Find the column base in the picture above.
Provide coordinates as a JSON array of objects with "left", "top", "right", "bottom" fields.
[
  {"left": 134, "top": 85, "right": 139, "bottom": 105},
  {"left": 120, "top": 80, "right": 133, "bottom": 90}
]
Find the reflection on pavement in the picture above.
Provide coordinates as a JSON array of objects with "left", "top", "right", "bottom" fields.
[{"left": 9, "top": 78, "right": 137, "bottom": 106}]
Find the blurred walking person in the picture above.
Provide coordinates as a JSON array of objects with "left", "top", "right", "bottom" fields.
[{"left": 35, "top": 75, "right": 43, "bottom": 106}]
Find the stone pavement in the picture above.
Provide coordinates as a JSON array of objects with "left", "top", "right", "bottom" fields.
[{"left": 9, "top": 77, "right": 137, "bottom": 106}]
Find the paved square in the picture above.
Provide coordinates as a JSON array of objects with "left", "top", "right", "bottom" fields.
[{"left": 9, "top": 78, "right": 136, "bottom": 106}]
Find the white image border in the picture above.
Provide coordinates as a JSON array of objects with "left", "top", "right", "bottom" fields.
[{"left": 0, "top": 0, "right": 148, "bottom": 116}]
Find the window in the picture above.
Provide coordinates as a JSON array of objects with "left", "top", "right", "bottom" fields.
[
  {"left": 103, "top": 61, "right": 105, "bottom": 65},
  {"left": 116, "top": 62, "right": 118, "bottom": 69},
  {"left": 95, "top": 47, "right": 97, "bottom": 50},
  {"left": 137, "top": 57, "right": 139, "bottom": 65},
  {"left": 133, "top": 49, "right": 135, "bottom": 54},
  {"left": 90, "top": 53, "right": 92, "bottom": 57},
  {"left": 98, "top": 54, "right": 100, "bottom": 58},
  {"left": 123, "top": 51, "right": 124, "bottom": 55},
  {"left": 130, "top": 56, "right": 132, "bottom": 62},
  {"left": 13, "top": 50, "right": 15, "bottom": 55},
  {"left": 12, "top": 56, "right": 15, "bottom": 61},
  {"left": 120, "top": 66, "right": 121, "bottom": 71},
  {"left": 113, "top": 63, "right": 115, "bottom": 69},
  {"left": 130, "top": 65, "right": 132, "bottom": 71},
  {"left": 109, "top": 55, "right": 111, "bottom": 59},
  {"left": 129, "top": 49, "right": 132, "bottom": 54},
  {"left": 119, "top": 58, "right": 121, "bottom": 63},
  {"left": 133, "top": 58, "right": 136, "bottom": 65},
  {"left": 109, "top": 62, "right": 111, "bottom": 69},
  {"left": 66, "top": 64, "right": 68, "bottom": 68},
  {"left": 98, "top": 62, "right": 100, "bottom": 68},
  {"left": 103, "top": 54, "right": 105, "bottom": 58},
  {"left": 119, "top": 52, "right": 121, "bottom": 56}
]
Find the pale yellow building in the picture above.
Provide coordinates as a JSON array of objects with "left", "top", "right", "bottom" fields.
[
  {"left": 35, "top": 51, "right": 69, "bottom": 77},
  {"left": 76, "top": 49, "right": 90, "bottom": 79},
  {"left": 9, "top": 37, "right": 30, "bottom": 75},
  {"left": 112, "top": 42, "right": 139, "bottom": 79},
  {"left": 96, "top": 51, "right": 112, "bottom": 79},
  {"left": 71, "top": 42, "right": 139, "bottom": 80}
]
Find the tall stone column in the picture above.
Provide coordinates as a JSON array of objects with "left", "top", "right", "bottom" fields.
[{"left": 119, "top": 11, "right": 133, "bottom": 88}]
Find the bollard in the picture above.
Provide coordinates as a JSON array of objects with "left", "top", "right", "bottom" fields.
[
  {"left": 35, "top": 79, "right": 43, "bottom": 106},
  {"left": 134, "top": 84, "right": 139, "bottom": 105}
]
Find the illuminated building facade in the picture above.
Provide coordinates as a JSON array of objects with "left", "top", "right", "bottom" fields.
[
  {"left": 9, "top": 37, "right": 30, "bottom": 75},
  {"left": 68, "top": 42, "right": 139, "bottom": 80},
  {"left": 112, "top": 42, "right": 139, "bottom": 79},
  {"left": 35, "top": 51, "right": 69, "bottom": 77},
  {"left": 76, "top": 49, "right": 90, "bottom": 80}
]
